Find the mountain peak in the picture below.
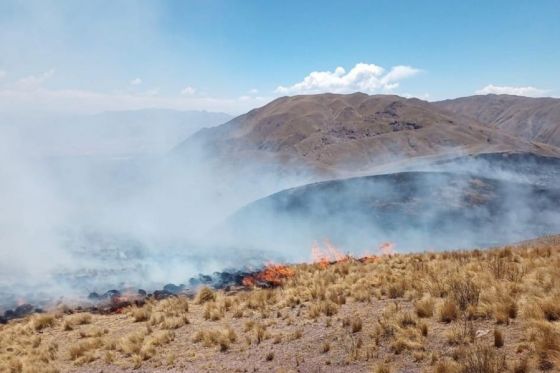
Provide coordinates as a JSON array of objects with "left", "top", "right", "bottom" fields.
[{"left": 175, "top": 93, "right": 557, "bottom": 177}]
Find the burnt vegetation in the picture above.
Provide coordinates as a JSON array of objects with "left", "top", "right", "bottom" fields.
[{"left": 0, "top": 236, "right": 560, "bottom": 372}]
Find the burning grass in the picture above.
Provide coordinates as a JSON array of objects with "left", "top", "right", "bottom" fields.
[{"left": 1, "top": 235, "right": 560, "bottom": 372}]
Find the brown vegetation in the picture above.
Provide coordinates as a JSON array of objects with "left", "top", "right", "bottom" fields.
[{"left": 0, "top": 235, "right": 559, "bottom": 372}]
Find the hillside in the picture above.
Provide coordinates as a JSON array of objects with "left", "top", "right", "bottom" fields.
[
  {"left": 1, "top": 236, "right": 559, "bottom": 372},
  {"left": 435, "top": 94, "right": 560, "bottom": 148},
  {"left": 225, "top": 168, "right": 560, "bottom": 255},
  {"left": 173, "top": 93, "right": 559, "bottom": 177}
]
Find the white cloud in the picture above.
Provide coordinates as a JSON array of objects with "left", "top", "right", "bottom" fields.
[
  {"left": 248, "top": 88, "right": 259, "bottom": 94},
  {"left": 16, "top": 69, "right": 55, "bottom": 90},
  {"left": 180, "top": 86, "right": 196, "bottom": 95},
  {"left": 0, "top": 70, "right": 6, "bottom": 79},
  {"left": 275, "top": 63, "right": 421, "bottom": 95},
  {"left": 402, "top": 92, "right": 431, "bottom": 100},
  {"left": 475, "top": 84, "right": 547, "bottom": 97},
  {"left": 130, "top": 78, "right": 142, "bottom": 86}
]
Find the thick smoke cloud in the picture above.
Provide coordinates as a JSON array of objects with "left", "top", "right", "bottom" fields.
[
  {"left": 0, "top": 118, "right": 312, "bottom": 307},
  {"left": 1, "top": 112, "right": 559, "bottom": 310}
]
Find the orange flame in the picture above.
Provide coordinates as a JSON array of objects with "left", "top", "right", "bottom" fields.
[
  {"left": 311, "top": 240, "right": 348, "bottom": 268},
  {"left": 358, "top": 249, "right": 379, "bottom": 263},
  {"left": 242, "top": 262, "right": 295, "bottom": 287},
  {"left": 378, "top": 242, "right": 396, "bottom": 256}
]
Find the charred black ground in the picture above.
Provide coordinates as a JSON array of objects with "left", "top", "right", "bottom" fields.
[{"left": 227, "top": 156, "right": 560, "bottom": 251}]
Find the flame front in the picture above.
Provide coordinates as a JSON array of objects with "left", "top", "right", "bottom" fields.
[
  {"left": 378, "top": 241, "right": 396, "bottom": 256},
  {"left": 242, "top": 262, "right": 295, "bottom": 287},
  {"left": 311, "top": 240, "right": 348, "bottom": 268}
]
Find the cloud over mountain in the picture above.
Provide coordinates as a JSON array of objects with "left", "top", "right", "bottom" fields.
[
  {"left": 275, "top": 63, "right": 420, "bottom": 95},
  {"left": 475, "top": 84, "right": 547, "bottom": 97}
]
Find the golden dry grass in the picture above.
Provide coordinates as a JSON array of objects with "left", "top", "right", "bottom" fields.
[{"left": 0, "top": 235, "right": 559, "bottom": 372}]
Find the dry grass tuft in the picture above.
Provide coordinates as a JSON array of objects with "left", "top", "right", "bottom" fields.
[
  {"left": 459, "top": 344, "right": 505, "bottom": 373},
  {"left": 193, "top": 326, "right": 237, "bottom": 351},
  {"left": 66, "top": 313, "right": 92, "bottom": 326},
  {"left": 31, "top": 314, "right": 56, "bottom": 331},
  {"left": 439, "top": 300, "right": 458, "bottom": 323},
  {"left": 129, "top": 306, "right": 151, "bottom": 322},
  {"left": 540, "top": 296, "right": 560, "bottom": 321},
  {"left": 196, "top": 286, "right": 216, "bottom": 304},
  {"left": 415, "top": 295, "right": 434, "bottom": 318}
]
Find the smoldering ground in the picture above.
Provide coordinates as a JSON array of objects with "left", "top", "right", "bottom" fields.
[{"left": 224, "top": 160, "right": 560, "bottom": 260}]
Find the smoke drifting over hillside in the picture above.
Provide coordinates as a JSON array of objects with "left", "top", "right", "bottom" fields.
[
  {"left": 0, "top": 124, "right": 310, "bottom": 306},
  {"left": 1, "top": 95, "right": 560, "bottom": 309}
]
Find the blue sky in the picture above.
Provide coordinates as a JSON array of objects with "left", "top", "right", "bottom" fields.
[{"left": 0, "top": 0, "right": 558, "bottom": 114}]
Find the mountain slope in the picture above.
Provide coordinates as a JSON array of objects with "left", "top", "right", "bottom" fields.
[
  {"left": 174, "top": 93, "right": 558, "bottom": 177},
  {"left": 225, "top": 170, "right": 560, "bottom": 253},
  {"left": 435, "top": 94, "right": 560, "bottom": 148}
]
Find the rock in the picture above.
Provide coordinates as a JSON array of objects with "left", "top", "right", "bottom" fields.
[{"left": 475, "top": 329, "right": 490, "bottom": 338}]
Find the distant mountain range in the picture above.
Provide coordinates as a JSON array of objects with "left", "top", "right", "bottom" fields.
[
  {"left": 0, "top": 109, "right": 232, "bottom": 158},
  {"left": 174, "top": 93, "right": 560, "bottom": 178},
  {"left": 435, "top": 94, "right": 560, "bottom": 148}
]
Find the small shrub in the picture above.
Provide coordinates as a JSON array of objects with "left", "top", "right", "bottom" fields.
[
  {"left": 343, "top": 314, "right": 363, "bottom": 333},
  {"left": 440, "top": 300, "right": 458, "bottom": 323},
  {"left": 448, "top": 278, "right": 480, "bottom": 311},
  {"left": 351, "top": 316, "right": 363, "bottom": 333},
  {"left": 415, "top": 296, "right": 435, "bottom": 318},
  {"left": 388, "top": 282, "right": 405, "bottom": 299},
  {"left": 460, "top": 344, "right": 505, "bottom": 373}
]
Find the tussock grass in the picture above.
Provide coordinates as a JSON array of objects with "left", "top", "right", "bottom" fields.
[
  {"left": 30, "top": 314, "right": 56, "bottom": 331},
  {"left": 1, "top": 236, "right": 560, "bottom": 371},
  {"left": 196, "top": 286, "right": 216, "bottom": 304}
]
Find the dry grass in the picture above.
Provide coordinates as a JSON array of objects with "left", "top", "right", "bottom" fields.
[
  {"left": 415, "top": 295, "right": 434, "bottom": 318},
  {"left": 30, "top": 314, "right": 57, "bottom": 331},
  {"left": 1, "top": 235, "right": 560, "bottom": 372},
  {"left": 195, "top": 286, "right": 216, "bottom": 304},
  {"left": 439, "top": 300, "right": 458, "bottom": 323}
]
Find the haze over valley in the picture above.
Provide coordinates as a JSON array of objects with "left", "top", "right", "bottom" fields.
[{"left": 1, "top": 2, "right": 559, "bottom": 372}]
